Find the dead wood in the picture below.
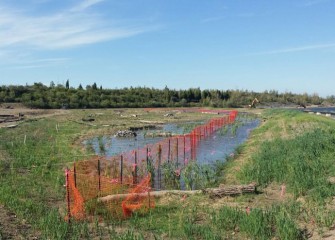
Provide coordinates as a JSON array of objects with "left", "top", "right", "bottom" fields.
[{"left": 98, "top": 183, "right": 257, "bottom": 202}]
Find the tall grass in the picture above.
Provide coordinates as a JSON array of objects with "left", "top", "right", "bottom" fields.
[
  {"left": 125, "top": 200, "right": 304, "bottom": 239},
  {"left": 242, "top": 128, "right": 335, "bottom": 199}
]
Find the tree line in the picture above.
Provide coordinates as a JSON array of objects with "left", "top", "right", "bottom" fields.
[{"left": 0, "top": 82, "right": 333, "bottom": 109}]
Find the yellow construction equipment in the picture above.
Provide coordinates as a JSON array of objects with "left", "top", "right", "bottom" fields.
[{"left": 248, "top": 98, "right": 259, "bottom": 108}]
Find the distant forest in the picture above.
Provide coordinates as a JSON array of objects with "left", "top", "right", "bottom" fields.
[{"left": 0, "top": 81, "right": 334, "bottom": 109}]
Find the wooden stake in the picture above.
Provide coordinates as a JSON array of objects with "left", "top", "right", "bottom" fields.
[
  {"left": 176, "top": 137, "right": 179, "bottom": 166},
  {"left": 134, "top": 151, "right": 138, "bottom": 184},
  {"left": 98, "top": 158, "right": 101, "bottom": 192},
  {"left": 183, "top": 136, "right": 186, "bottom": 165},
  {"left": 158, "top": 144, "right": 162, "bottom": 190},
  {"left": 168, "top": 139, "right": 171, "bottom": 163},
  {"left": 65, "top": 168, "right": 71, "bottom": 223},
  {"left": 73, "top": 162, "right": 77, "bottom": 188},
  {"left": 120, "top": 155, "right": 123, "bottom": 184}
]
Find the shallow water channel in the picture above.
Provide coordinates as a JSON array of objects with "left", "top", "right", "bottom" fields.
[
  {"left": 303, "top": 107, "right": 335, "bottom": 119},
  {"left": 84, "top": 114, "right": 260, "bottom": 165}
]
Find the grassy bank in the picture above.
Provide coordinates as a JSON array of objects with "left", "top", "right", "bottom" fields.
[
  {"left": 1, "top": 108, "right": 335, "bottom": 239},
  {"left": 224, "top": 109, "right": 335, "bottom": 238}
]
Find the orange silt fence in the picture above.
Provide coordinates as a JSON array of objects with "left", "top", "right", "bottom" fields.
[
  {"left": 65, "top": 158, "right": 154, "bottom": 221},
  {"left": 65, "top": 110, "right": 238, "bottom": 222}
]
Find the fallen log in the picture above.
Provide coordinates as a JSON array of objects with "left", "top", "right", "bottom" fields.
[
  {"left": 205, "top": 183, "right": 257, "bottom": 198},
  {"left": 98, "top": 190, "right": 202, "bottom": 202},
  {"left": 98, "top": 183, "right": 257, "bottom": 202}
]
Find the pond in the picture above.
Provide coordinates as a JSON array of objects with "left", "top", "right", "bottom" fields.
[
  {"left": 303, "top": 107, "right": 335, "bottom": 114},
  {"left": 84, "top": 114, "right": 260, "bottom": 166}
]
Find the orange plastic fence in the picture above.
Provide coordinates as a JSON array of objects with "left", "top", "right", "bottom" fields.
[
  {"left": 122, "top": 174, "right": 154, "bottom": 217},
  {"left": 65, "top": 110, "right": 238, "bottom": 221},
  {"left": 66, "top": 159, "right": 154, "bottom": 220}
]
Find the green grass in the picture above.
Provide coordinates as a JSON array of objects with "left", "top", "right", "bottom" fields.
[
  {"left": 235, "top": 109, "right": 335, "bottom": 234},
  {"left": 122, "top": 197, "right": 304, "bottom": 240},
  {"left": 0, "top": 118, "right": 91, "bottom": 239},
  {"left": 242, "top": 128, "right": 335, "bottom": 198}
]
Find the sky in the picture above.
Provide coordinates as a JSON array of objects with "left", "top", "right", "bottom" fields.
[{"left": 0, "top": 0, "right": 335, "bottom": 97}]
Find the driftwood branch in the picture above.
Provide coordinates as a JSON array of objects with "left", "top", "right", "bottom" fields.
[
  {"left": 205, "top": 183, "right": 257, "bottom": 198},
  {"left": 98, "top": 190, "right": 202, "bottom": 202},
  {"left": 98, "top": 183, "right": 257, "bottom": 203}
]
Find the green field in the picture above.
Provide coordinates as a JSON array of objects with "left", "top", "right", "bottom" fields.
[{"left": 1, "top": 108, "right": 335, "bottom": 239}]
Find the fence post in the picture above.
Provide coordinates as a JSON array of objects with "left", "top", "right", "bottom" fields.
[
  {"left": 189, "top": 134, "right": 193, "bottom": 160},
  {"left": 98, "top": 158, "right": 101, "bottom": 193},
  {"left": 192, "top": 131, "right": 196, "bottom": 160},
  {"left": 176, "top": 137, "right": 179, "bottom": 166},
  {"left": 120, "top": 155, "right": 123, "bottom": 184},
  {"left": 65, "top": 168, "right": 71, "bottom": 223},
  {"left": 158, "top": 144, "right": 162, "bottom": 190},
  {"left": 146, "top": 147, "right": 149, "bottom": 173},
  {"left": 183, "top": 135, "right": 186, "bottom": 166},
  {"left": 134, "top": 150, "right": 138, "bottom": 184},
  {"left": 168, "top": 139, "right": 171, "bottom": 163},
  {"left": 73, "top": 162, "right": 77, "bottom": 188}
]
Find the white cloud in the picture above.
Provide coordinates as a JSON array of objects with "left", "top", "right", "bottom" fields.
[
  {"left": 28, "top": 58, "right": 70, "bottom": 63},
  {"left": 11, "top": 64, "right": 50, "bottom": 69},
  {"left": 70, "top": 0, "right": 105, "bottom": 12},
  {"left": 248, "top": 43, "right": 335, "bottom": 56},
  {"left": 0, "top": 1, "right": 155, "bottom": 50},
  {"left": 0, "top": 56, "right": 70, "bottom": 69}
]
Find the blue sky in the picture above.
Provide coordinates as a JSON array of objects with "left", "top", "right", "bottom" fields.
[{"left": 0, "top": 0, "right": 335, "bottom": 96}]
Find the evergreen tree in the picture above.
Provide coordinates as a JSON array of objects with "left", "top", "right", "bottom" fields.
[{"left": 65, "top": 79, "right": 70, "bottom": 89}]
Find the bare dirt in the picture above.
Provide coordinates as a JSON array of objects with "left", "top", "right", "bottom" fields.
[
  {"left": 0, "top": 204, "right": 39, "bottom": 240},
  {"left": 0, "top": 103, "right": 69, "bottom": 128}
]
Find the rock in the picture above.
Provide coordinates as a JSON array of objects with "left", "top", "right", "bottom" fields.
[
  {"left": 327, "top": 177, "right": 335, "bottom": 184},
  {"left": 4, "top": 124, "right": 18, "bottom": 128},
  {"left": 114, "top": 130, "right": 137, "bottom": 137},
  {"left": 144, "top": 132, "right": 173, "bottom": 137},
  {"left": 82, "top": 117, "right": 95, "bottom": 122}
]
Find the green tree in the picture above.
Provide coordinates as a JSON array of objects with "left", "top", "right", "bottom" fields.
[{"left": 65, "top": 79, "right": 70, "bottom": 89}]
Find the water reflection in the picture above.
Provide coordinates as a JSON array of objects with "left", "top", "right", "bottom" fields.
[{"left": 84, "top": 116, "right": 260, "bottom": 165}]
